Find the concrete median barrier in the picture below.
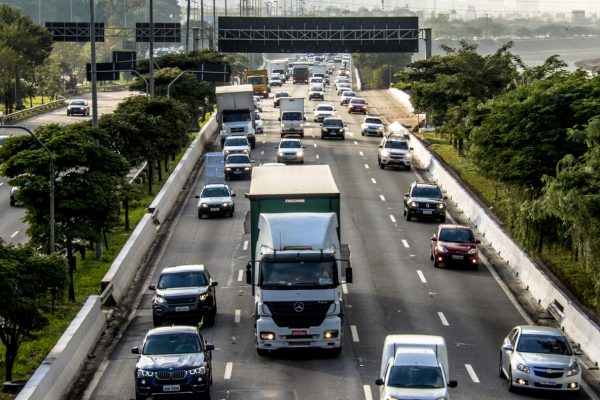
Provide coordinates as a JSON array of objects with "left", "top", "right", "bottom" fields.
[{"left": 392, "top": 88, "right": 600, "bottom": 366}]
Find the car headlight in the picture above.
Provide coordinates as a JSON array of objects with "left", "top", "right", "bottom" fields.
[
  {"left": 278, "top": 151, "right": 284, "bottom": 156},
  {"left": 222, "top": 202, "right": 230, "bottom": 207},
  {"left": 153, "top": 295, "right": 166, "bottom": 304},
  {"left": 409, "top": 201, "right": 418, "bottom": 208},
  {"left": 322, "top": 128, "right": 329, "bottom": 132},
  {"left": 435, "top": 397, "right": 449, "bottom": 400},
  {"left": 567, "top": 361, "right": 580, "bottom": 377},
  {"left": 281, "top": 123, "right": 285, "bottom": 128},
  {"left": 437, "top": 203, "right": 445, "bottom": 209},
  {"left": 300, "top": 123, "right": 304, "bottom": 128},
  {"left": 244, "top": 167, "right": 251, "bottom": 171},
  {"left": 224, "top": 150, "right": 230, "bottom": 155},
  {"left": 516, "top": 363, "right": 530, "bottom": 374},
  {"left": 467, "top": 248, "right": 478, "bottom": 255},
  {"left": 198, "top": 292, "right": 209, "bottom": 301},
  {"left": 137, "top": 369, "right": 155, "bottom": 378},
  {"left": 437, "top": 246, "right": 449, "bottom": 254},
  {"left": 380, "top": 149, "right": 390, "bottom": 157},
  {"left": 225, "top": 167, "right": 232, "bottom": 171},
  {"left": 405, "top": 152, "right": 413, "bottom": 159},
  {"left": 296, "top": 151, "right": 304, "bottom": 157},
  {"left": 188, "top": 365, "right": 207, "bottom": 375},
  {"left": 200, "top": 203, "right": 209, "bottom": 208}
]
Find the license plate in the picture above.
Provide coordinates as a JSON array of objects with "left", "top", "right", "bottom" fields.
[
  {"left": 422, "top": 210, "right": 433, "bottom": 215},
  {"left": 163, "top": 385, "right": 180, "bottom": 392},
  {"left": 291, "top": 330, "right": 307, "bottom": 336},
  {"left": 210, "top": 207, "right": 219, "bottom": 212},
  {"left": 175, "top": 306, "right": 189, "bottom": 312},
  {"left": 233, "top": 170, "right": 242, "bottom": 174},
  {"left": 540, "top": 380, "right": 556, "bottom": 385},
  {"left": 452, "top": 255, "right": 464, "bottom": 260},
  {"left": 331, "top": 132, "right": 337, "bottom": 135}
]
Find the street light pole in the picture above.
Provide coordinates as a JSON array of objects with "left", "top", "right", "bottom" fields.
[
  {"left": 90, "top": 0, "right": 99, "bottom": 128},
  {"left": 1, "top": 125, "right": 55, "bottom": 254},
  {"left": 149, "top": 0, "right": 155, "bottom": 96}
]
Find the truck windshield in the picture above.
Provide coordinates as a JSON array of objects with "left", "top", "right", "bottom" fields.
[
  {"left": 282, "top": 112, "right": 302, "bottom": 121},
  {"left": 248, "top": 76, "right": 265, "bottom": 84},
  {"left": 223, "top": 110, "right": 251, "bottom": 123},
  {"left": 260, "top": 261, "right": 337, "bottom": 289},
  {"left": 388, "top": 366, "right": 444, "bottom": 389}
]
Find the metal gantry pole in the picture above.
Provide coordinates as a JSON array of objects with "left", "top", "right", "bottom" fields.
[
  {"left": 185, "top": 0, "right": 191, "bottom": 55},
  {"left": 424, "top": 27, "right": 432, "bottom": 129},
  {"left": 201, "top": 0, "right": 204, "bottom": 50},
  {"left": 149, "top": 0, "right": 155, "bottom": 96},
  {"left": 90, "top": 0, "right": 99, "bottom": 128}
]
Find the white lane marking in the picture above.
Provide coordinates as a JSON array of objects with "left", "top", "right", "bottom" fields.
[
  {"left": 364, "top": 164, "right": 370, "bottom": 169},
  {"left": 350, "top": 325, "right": 360, "bottom": 342},
  {"left": 261, "top": 150, "right": 264, "bottom": 155},
  {"left": 359, "top": 151, "right": 364, "bottom": 156},
  {"left": 243, "top": 240, "right": 248, "bottom": 251},
  {"left": 224, "top": 362, "right": 233, "bottom": 380},
  {"left": 0, "top": 182, "right": 3, "bottom": 187},
  {"left": 313, "top": 143, "right": 317, "bottom": 148},
  {"left": 349, "top": 132, "right": 354, "bottom": 137},
  {"left": 10, "top": 231, "right": 19, "bottom": 238},
  {"left": 402, "top": 239, "right": 409, "bottom": 248},
  {"left": 389, "top": 215, "right": 397, "bottom": 224},
  {"left": 371, "top": 178, "right": 376, "bottom": 184},
  {"left": 354, "top": 141, "right": 358, "bottom": 145},
  {"left": 465, "top": 364, "right": 480, "bottom": 383},
  {"left": 363, "top": 385, "right": 373, "bottom": 400},
  {"left": 234, "top": 309, "right": 241, "bottom": 323},
  {"left": 379, "top": 194, "right": 386, "bottom": 202},
  {"left": 316, "top": 154, "right": 320, "bottom": 159},
  {"left": 342, "top": 283, "right": 348, "bottom": 294},
  {"left": 237, "top": 269, "right": 244, "bottom": 282},
  {"left": 417, "top": 270, "right": 427, "bottom": 283},
  {"left": 438, "top": 312, "right": 449, "bottom": 326}
]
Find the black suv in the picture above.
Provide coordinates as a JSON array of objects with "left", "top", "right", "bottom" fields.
[
  {"left": 132, "top": 326, "right": 214, "bottom": 400},
  {"left": 321, "top": 117, "right": 346, "bottom": 140},
  {"left": 149, "top": 265, "right": 218, "bottom": 326},
  {"left": 403, "top": 181, "right": 447, "bottom": 222}
]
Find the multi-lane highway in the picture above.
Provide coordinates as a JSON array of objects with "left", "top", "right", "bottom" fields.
[
  {"left": 0, "top": 91, "right": 133, "bottom": 244},
  {"left": 76, "top": 78, "right": 597, "bottom": 400}
]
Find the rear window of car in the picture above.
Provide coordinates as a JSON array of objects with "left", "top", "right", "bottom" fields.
[
  {"left": 276, "top": 92, "right": 289, "bottom": 98},
  {"left": 342, "top": 91, "right": 356, "bottom": 97}
]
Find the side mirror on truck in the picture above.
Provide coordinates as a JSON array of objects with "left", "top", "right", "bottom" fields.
[
  {"left": 245, "top": 261, "right": 252, "bottom": 285},
  {"left": 448, "top": 380, "right": 458, "bottom": 388},
  {"left": 345, "top": 266, "right": 353, "bottom": 283}
]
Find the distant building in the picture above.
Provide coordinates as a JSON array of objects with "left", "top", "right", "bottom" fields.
[{"left": 572, "top": 10, "right": 586, "bottom": 23}]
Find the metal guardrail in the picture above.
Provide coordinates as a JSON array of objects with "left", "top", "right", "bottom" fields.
[{"left": 1, "top": 98, "right": 66, "bottom": 124}]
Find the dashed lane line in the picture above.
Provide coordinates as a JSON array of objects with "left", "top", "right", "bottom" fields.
[
  {"left": 237, "top": 269, "right": 244, "bottom": 282},
  {"left": 316, "top": 154, "right": 320, "bottom": 160},
  {"left": 354, "top": 141, "right": 358, "bottom": 145},
  {"left": 342, "top": 283, "right": 348, "bottom": 294},
  {"left": 402, "top": 239, "right": 409, "bottom": 248},
  {"left": 364, "top": 164, "right": 370, "bottom": 169},
  {"left": 371, "top": 178, "right": 377, "bottom": 184},
  {"left": 224, "top": 362, "right": 233, "bottom": 380},
  {"left": 350, "top": 325, "right": 360, "bottom": 342},
  {"left": 417, "top": 270, "right": 427, "bottom": 283},
  {"left": 389, "top": 215, "right": 397, "bottom": 224},
  {"left": 243, "top": 240, "right": 248, "bottom": 251},
  {"left": 438, "top": 312, "right": 450, "bottom": 326},
  {"left": 465, "top": 364, "right": 480, "bottom": 383},
  {"left": 10, "top": 231, "right": 18, "bottom": 238},
  {"left": 234, "top": 309, "right": 241, "bottom": 323},
  {"left": 359, "top": 151, "right": 364, "bottom": 156},
  {"left": 363, "top": 385, "right": 373, "bottom": 400},
  {"left": 379, "top": 194, "right": 386, "bottom": 202}
]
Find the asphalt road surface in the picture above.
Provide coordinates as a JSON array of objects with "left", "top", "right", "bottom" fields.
[
  {"left": 0, "top": 91, "right": 133, "bottom": 245},
  {"left": 79, "top": 79, "right": 597, "bottom": 400}
]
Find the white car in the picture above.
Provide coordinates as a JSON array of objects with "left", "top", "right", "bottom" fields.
[
  {"left": 275, "top": 138, "right": 305, "bottom": 164},
  {"left": 361, "top": 116, "right": 384, "bottom": 136},
  {"left": 340, "top": 90, "right": 356, "bottom": 105},
  {"left": 253, "top": 96, "right": 263, "bottom": 112},
  {"left": 255, "top": 113, "right": 263, "bottom": 133},
  {"left": 269, "top": 75, "right": 282, "bottom": 87},
  {"left": 222, "top": 136, "right": 251, "bottom": 157},
  {"left": 313, "top": 103, "right": 335, "bottom": 122},
  {"left": 334, "top": 76, "right": 350, "bottom": 85},
  {"left": 500, "top": 325, "right": 582, "bottom": 393},
  {"left": 308, "top": 84, "right": 325, "bottom": 101},
  {"left": 378, "top": 135, "right": 412, "bottom": 170},
  {"left": 196, "top": 183, "right": 235, "bottom": 218},
  {"left": 336, "top": 83, "right": 352, "bottom": 95}
]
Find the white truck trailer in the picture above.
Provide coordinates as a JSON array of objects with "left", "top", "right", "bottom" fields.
[
  {"left": 278, "top": 97, "right": 305, "bottom": 138},
  {"left": 216, "top": 85, "right": 256, "bottom": 148},
  {"left": 375, "top": 335, "right": 457, "bottom": 400}
]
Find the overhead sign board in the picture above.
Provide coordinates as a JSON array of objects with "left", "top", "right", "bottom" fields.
[
  {"left": 46, "top": 22, "right": 105, "bottom": 42},
  {"left": 136, "top": 23, "right": 181, "bottom": 42}
]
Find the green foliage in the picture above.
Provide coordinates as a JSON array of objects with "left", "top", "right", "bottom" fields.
[
  {"left": 352, "top": 53, "right": 412, "bottom": 89},
  {"left": 0, "top": 241, "right": 68, "bottom": 381}
]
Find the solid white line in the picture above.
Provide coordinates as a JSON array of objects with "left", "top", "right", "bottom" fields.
[
  {"left": 342, "top": 283, "right": 348, "bottom": 294},
  {"left": 402, "top": 239, "right": 409, "bottom": 248},
  {"left": 234, "top": 309, "right": 241, "bottom": 323},
  {"left": 417, "top": 270, "right": 427, "bottom": 283},
  {"left": 359, "top": 151, "right": 364, "bottom": 156},
  {"left": 10, "top": 231, "right": 18, "bottom": 238},
  {"left": 379, "top": 195, "right": 386, "bottom": 202},
  {"left": 363, "top": 384, "right": 373, "bottom": 400},
  {"left": 465, "top": 364, "right": 480, "bottom": 383},
  {"left": 364, "top": 163, "right": 370, "bottom": 169},
  {"left": 350, "top": 325, "right": 360, "bottom": 342},
  {"left": 237, "top": 269, "right": 244, "bottom": 282},
  {"left": 243, "top": 240, "right": 248, "bottom": 251},
  {"left": 389, "top": 215, "right": 397, "bottom": 223},
  {"left": 371, "top": 178, "right": 377, "bottom": 184},
  {"left": 224, "top": 362, "right": 233, "bottom": 380},
  {"left": 438, "top": 312, "right": 449, "bottom": 326}
]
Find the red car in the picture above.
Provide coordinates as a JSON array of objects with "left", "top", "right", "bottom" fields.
[
  {"left": 430, "top": 224, "right": 480, "bottom": 269},
  {"left": 347, "top": 97, "right": 367, "bottom": 114}
]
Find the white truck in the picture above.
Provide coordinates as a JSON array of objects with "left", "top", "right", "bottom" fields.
[
  {"left": 216, "top": 85, "right": 256, "bottom": 148},
  {"left": 311, "top": 65, "right": 328, "bottom": 85},
  {"left": 278, "top": 97, "right": 305, "bottom": 138},
  {"left": 269, "top": 59, "right": 288, "bottom": 82},
  {"left": 375, "top": 335, "right": 457, "bottom": 400},
  {"left": 245, "top": 165, "right": 353, "bottom": 356}
]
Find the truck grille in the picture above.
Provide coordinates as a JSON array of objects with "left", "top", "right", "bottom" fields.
[
  {"left": 156, "top": 370, "right": 187, "bottom": 380},
  {"left": 230, "top": 127, "right": 245, "bottom": 133},
  {"left": 265, "top": 301, "right": 333, "bottom": 328},
  {"left": 167, "top": 296, "right": 196, "bottom": 305}
]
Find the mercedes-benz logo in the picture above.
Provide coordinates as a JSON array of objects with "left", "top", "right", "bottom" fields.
[
  {"left": 426, "top": 203, "right": 430, "bottom": 208},
  {"left": 293, "top": 302, "right": 305, "bottom": 312}
]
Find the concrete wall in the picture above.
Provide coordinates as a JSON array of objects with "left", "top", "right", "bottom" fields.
[
  {"left": 389, "top": 88, "right": 600, "bottom": 365},
  {"left": 16, "top": 297, "right": 106, "bottom": 400},
  {"left": 17, "top": 115, "right": 220, "bottom": 400}
]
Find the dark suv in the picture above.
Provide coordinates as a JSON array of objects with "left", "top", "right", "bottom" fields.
[
  {"left": 321, "top": 117, "right": 346, "bottom": 140},
  {"left": 149, "top": 265, "right": 218, "bottom": 326},
  {"left": 132, "top": 326, "right": 214, "bottom": 400},
  {"left": 403, "top": 181, "right": 447, "bottom": 222}
]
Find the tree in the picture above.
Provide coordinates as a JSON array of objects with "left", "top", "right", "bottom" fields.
[
  {"left": 0, "top": 123, "right": 129, "bottom": 301},
  {"left": 0, "top": 240, "right": 68, "bottom": 381},
  {"left": 0, "top": 5, "right": 53, "bottom": 111}
]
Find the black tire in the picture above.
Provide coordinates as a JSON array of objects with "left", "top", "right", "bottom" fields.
[
  {"left": 198, "top": 212, "right": 203, "bottom": 219},
  {"left": 361, "top": 131, "right": 365, "bottom": 136},
  {"left": 472, "top": 263, "right": 479, "bottom": 271},
  {"left": 204, "top": 312, "right": 215, "bottom": 327},
  {"left": 430, "top": 253, "right": 434, "bottom": 261},
  {"left": 508, "top": 369, "right": 515, "bottom": 392},
  {"left": 405, "top": 212, "right": 411, "bottom": 221},
  {"left": 257, "top": 348, "right": 269, "bottom": 356},
  {"left": 433, "top": 259, "right": 440, "bottom": 268},
  {"left": 321, "top": 134, "right": 325, "bottom": 140},
  {"left": 281, "top": 133, "right": 285, "bottom": 137},
  {"left": 136, "top": 393, "right": 149, "bottom": 400},
  {"left": 440, "top": 216, "right": 446, "bottom": 223},
  {"left": 152, "top": 315, "right": 163, "bottom": 327},
  {"left": 499, "top": 354, "right": 505, "bottom": 378},
  {"left": 300, "top": 133, "right": 304, "bottom": 138},
  {"left": 380, "top": 162, "right": 385, "bottom": 170},
  {"left": 341, "top": 135, "right": 345, "bottom": 140}
]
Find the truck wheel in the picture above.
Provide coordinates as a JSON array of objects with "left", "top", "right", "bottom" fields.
[
  {"left": 341, "top": 135, "right": 345, "bottom": 140},
  {"left": 327, "top": 347, "right": 342, "bottom": 357},
  {"left": 379, "top": 162, "right": 385, "bottom": 170},
  {"left": 136, "top": 393, "right": 149, "bottom": 400},
  {"left": 361, "top": 131, "right": 365, "bottom": 136},
  {"left": 204, "top": 312, "right": 215, "bottom": 326},
  {"left": 300, "top": 133, "right": 304, "bottom": 138}
]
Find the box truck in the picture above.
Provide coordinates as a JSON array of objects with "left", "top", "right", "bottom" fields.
[
  {"left": 278, "top": 97, "right": 305, "bottom": 137},
  {"left": 245, "top": 165, "right": 353, "bottom": 355},
  {"left": 244, "top": 69, "right": 269, "bottom": 98},
  {"left": 216, "top": 85, "right": 256, "bottom": 148}
]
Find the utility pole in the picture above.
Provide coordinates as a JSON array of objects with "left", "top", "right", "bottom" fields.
[
  {"left": 149, "top": 0, "right": 155, "bottom": 96},
  {"left": 212, "top": 0, "right": 216, "bottom": 49},
  {"left": 201, "top": 0, "right": 204, "bottom": 49},
  {"left": 185, "top": 0, "right": 191, "bottom": 55},
  {"left": 90, "top": 0, "right": 98, "bottom": 128}
]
